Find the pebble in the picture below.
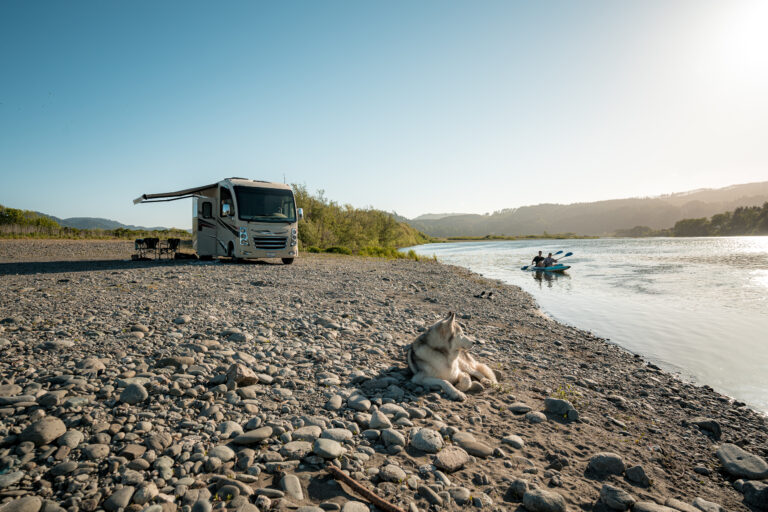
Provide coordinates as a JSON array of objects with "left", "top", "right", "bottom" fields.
[
  {"left": 434, "top": 446, "right": 470, "bottom": 473},
  {"left": 410, "top": 428, "right": 443, "bottom": 453},
  {"left": 588, "top": 452, "right": 625, "bottom": 477},
  {"left": 313, "top": 438, "right": 345, "bottom": 459},
  {"left": 119, "top": 383, "right": 148, "bottom": 404},
  {"left": 20, "top": 416, "right": 66, "bottom": 445},
  {"left": 522, "top": 489, "right": 567, "bottom": 512},
  {"left": 600, "top": 484, "right": 636, "bottom": 511}
]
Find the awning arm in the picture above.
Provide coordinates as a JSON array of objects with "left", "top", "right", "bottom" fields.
[{"left": 133, "top": 182, "right": 218, "bottom": 205}]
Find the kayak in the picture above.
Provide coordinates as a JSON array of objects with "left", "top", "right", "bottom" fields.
[{"left": 522, "top": 264, "right": 570, "bottom": 273}]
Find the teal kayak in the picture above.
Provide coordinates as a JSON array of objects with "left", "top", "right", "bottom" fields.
[{"left": 522, "top": 264, "right": 570, "bottom": 273}]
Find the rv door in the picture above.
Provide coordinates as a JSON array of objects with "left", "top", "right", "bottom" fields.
[{"left": 196, "top": 199, "right": 217, "bottom": 257}]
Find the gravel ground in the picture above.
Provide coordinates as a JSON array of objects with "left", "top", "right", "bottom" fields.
[{"left": 0, "top": 240, "right": 766, "bottom": 512}]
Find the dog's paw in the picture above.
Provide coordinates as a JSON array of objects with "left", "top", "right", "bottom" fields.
[
  {"left": 480, "top": 378, "right": 493, "bottom": 388},
  {"left": 450, "top": 391, "right": 467, "bottom": 401},
  {"left": 467, "top": 381, "right": 485, "bottom": 393}
]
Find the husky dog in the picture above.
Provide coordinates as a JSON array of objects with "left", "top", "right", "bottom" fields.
[{"left": 407, "top": 312, "right": 499, "bottom": 401}]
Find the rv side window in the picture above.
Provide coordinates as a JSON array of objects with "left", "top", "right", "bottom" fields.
[
  {"left": 220, "top": 187, "right": 234, "bottom": 216},
  {"left": 202, "top": 202, "right": 212, "bottom": 219}
]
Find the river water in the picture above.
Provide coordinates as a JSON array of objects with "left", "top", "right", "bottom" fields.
[{"left": 405, "top": 237, "right": 768, "bottom": 413}]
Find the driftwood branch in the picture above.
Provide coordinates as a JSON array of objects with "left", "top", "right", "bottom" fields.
[{"left": 325, "top": 464, "right": 407, "bottom": 512}]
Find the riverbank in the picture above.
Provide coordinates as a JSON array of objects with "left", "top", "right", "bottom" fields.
[{"left": 0, "top": 240, "right": 766, "bottom": 511}]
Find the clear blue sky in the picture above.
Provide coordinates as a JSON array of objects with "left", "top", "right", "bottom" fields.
[{"left": 1, "top": 0, "right": 766, "bottom": 228}]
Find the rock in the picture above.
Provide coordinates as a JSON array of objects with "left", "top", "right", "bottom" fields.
[
  {"left": 379, "top": 464, "right": 407, "bottom": 483},
  {"left": 320, "top": 428, "right": 352, "bottom": 443},
  {"left": 233, "top": 427, "right": 273, "bottom": 445},
  {"left": 742, "top": 480, "right": 768, "bottom": 509},
  {"left": 587, "top": 452, "right": 625, "bottom": 477},
  {"left": 51, "top": 461, "right": 77, "bottom": 476},
  {"left": 381, "top": 428, "right": 406, "bottom": 447},
  {"left": 507, "top": 478, "right": 528, "bottom": 500},
  {"left": 690, "top": 417, "right": 722, "bottom": 440},
  {"left": 716, "top": 443, "right": 768, "bottom": 479},
  {"left": 544, "top": 398, "right": 579, "bottom": 421},
  {"left": 280, "top": 474, "right": 304, "bottom": 501},
  {"left": 82, "top": 443, "right": 110, "bottom": 460},
  {"left": 369, "top": 410, "right": 392, "bottom": 429},
  {"left": 341, "top": 503, "right": 368, "bottom": 512},
  {"left": 119, "top": 383, "right": 148, "bottom": 404},
  {"left": 325, "top": 395, "right": 343, "bottom": 410},
  {"left": 502, "top": 434, "right": 525, "bottom": 449},
  {"left": 191, "top": 500, "right": 212, "bottom": 512},
  {"left": 20, "top": 416, "right": 66, "bottom": 446},
  {"left": 417, "top": 485, "right": 443, "bottom": 506},
  {"left": 293, "top": 426, "right": 322, "bottom": 442},
  {"left": 58, "top": 430, "right": 84, "bottom": 449},
  {"left": 457, "top": 439, "right": 493, "bottom": 458},
  {"left": 0, "top": 471, "right": 24, "bottom": 488},
  {"left": 434, "top": 446, "right": 469, "bottom": 473},
  {"left": 692, "top": 498, "right": 725, "bottom": 512},
  {"left": 133, "top": 482, "right": 159, "bottom": 505},
  {"left": 280, "top": 441, "right": 313, "bottom": 460},
  {"left": 104, "top": 486, "right": 135, "bottom": 511},
  {"left": 449, "top": 487, "right": 472, "bottom": 505},
  {"left": 626, "top": 465, "right": 650, "bottom": 487},
  {"left": 599, "top": 484, "right": 635, "bottom": 511},
  {"left": 348, "top": 394, "right": 371, "bottom": 412},
  {"left": 525, "top": 411, "right": 547, "bottom": 423},
  {"left": 226, "top": 363, "right": 258, "bottom": 387},
  {"left": 664, "top": 499, "right": 698, "bottom": 512},
  {"left": 173, "top": 315, "right": 191, "bottom": 324},
  {"left": 410, "top": 428, "right": 443, "bottom": 453},
  {"left": 313, "top": 438, "right": 345, "bottom": 459},
  {"left": 522, "top": 489, "right": 567, "bottom": 512},
  {"left": 634, "top": 503, "right": 678, "bottom": 512},
  {"left": 510, "top": 403, "right": 532, "bottom": 414},
  {"left": 0, "top": 497, "right": 42, "bottom": 512},
  {"left": 209, "top": 445, "right": 235, "bottom": 462}
]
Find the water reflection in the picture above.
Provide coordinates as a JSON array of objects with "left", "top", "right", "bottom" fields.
[{"left": 532, "top": 270, "right": 570, "bottom": 288}]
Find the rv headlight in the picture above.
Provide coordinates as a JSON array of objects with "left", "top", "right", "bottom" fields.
[{"left": 291, "top": 228, "right": 297, "bottom": 235}]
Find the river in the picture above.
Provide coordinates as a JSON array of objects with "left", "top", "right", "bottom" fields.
[{"left": 404, "top": 237, "right": 768, "bottom": 414}]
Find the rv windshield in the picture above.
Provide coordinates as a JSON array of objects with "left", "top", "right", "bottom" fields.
[{"left": 234, "top": 186, "right": 296, "bottom": 223}]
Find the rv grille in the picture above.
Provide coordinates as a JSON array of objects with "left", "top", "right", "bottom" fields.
[{"left": 252, "top": 236, "right": 288, "bottom": 250}]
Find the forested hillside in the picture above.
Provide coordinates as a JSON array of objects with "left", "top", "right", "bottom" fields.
[{"left": 406, "top": 182, "right": 768, "bottom": 237}]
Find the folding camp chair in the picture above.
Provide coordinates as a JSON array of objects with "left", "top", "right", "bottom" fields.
[{"left": 159, "top": 238, "right": 181, "bottom": 259}]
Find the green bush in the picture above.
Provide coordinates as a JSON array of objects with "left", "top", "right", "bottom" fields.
[
  {"left": 324, "top": 246, "right": 353, "bottom": 255},
  {"left": 293, "top": 184, "right": 432, "bottom": 252}
]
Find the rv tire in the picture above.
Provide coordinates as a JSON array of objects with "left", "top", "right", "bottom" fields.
[{"left": 282, "top": 258, "right": 294, "bottom": 265}]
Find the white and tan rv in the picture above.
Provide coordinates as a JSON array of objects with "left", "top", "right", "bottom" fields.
[{"left": 134, "top": 178, "right": 302, "bottom": 264}]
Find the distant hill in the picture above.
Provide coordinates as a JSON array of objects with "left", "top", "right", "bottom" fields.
[
  {"left": 37, "top": 213, "right": 172, "bottom": 232},
  {"left": 412, "top": 213, "right": 469, "bottom": 221},
  {"left": 404, "top": 181, "right": 768, "bottom": 237}
]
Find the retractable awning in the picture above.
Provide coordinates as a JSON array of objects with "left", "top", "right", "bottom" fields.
[{"left": 133, "top": 183, "right": 218, "bottom": 204}]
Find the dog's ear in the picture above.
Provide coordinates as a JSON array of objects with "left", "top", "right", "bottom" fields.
[{"left": 446, "top": 311, "right": 455, "bottom": 322}]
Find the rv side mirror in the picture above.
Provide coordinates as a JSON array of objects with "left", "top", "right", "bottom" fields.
[
  {"left": 222, "top": 203, "right": 231, "bottom": 217},
  {"left": 297, "top": 207, "right": 304, "bottom": 220}
]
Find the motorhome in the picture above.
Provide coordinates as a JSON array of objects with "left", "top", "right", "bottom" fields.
[{"left": 133, "top": 178, "right": 302, "bottom": 264}]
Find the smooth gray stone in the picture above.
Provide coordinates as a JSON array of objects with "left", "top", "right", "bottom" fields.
[
  {"left": 716, "top": 443, "right": 768, "bottom": 479},
  {"left": 522, "top": 489, "right": 567, "bottom": 512}
]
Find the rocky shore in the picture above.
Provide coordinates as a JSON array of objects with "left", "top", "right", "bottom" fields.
[{"left": 0, "top": 240, "right": 766, "bottom": 512}]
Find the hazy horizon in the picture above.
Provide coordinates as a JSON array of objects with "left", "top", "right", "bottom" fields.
[{"left": 2, "top": 1, "right": 767, "bottom": 228}]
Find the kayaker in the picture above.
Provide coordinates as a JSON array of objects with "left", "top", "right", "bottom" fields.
[
  {"left": 531, "top": 251, "right": 545, "bottom": 267},
  {"left": 542, "top": 253, "right": 558, "bottom": 267}
]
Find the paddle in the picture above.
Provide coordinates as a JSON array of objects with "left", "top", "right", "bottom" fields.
[{"left": 521, "top": 251, "right": 573, "bottom": 270}]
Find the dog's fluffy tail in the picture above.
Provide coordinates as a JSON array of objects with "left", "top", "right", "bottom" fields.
[{"left": 406, "top": 345, "right": 417, "bottom": 375}]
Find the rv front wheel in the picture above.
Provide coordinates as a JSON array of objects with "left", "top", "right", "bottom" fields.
[
  {"left": 282, "top": 258, "right": 294, "bottom": 265},
  {"left": 227, "top": 242, "right": 239, "bottom": 263}
]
